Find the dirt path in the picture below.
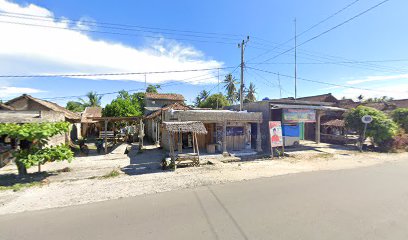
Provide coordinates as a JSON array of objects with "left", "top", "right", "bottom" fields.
[{"left": 0, "top": 151, "right": 407, "bottom": 215}]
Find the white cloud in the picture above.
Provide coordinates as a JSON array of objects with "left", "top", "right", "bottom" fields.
[
  {"left": 334, "top": 83, "right": 408, "bottom": 100},
  {"left": 346, "top": 74, "right": 408, "bottom": 85},
  {"left": 0, "top": 86, "right": 44, "bottom": 98},
  {"left": 0, "top": 0, "right": 223, "bottom": 84}
]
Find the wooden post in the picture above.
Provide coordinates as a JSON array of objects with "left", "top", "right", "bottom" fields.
[
  {"left": 192, "top": 133, "right": 196, "bottom": 153},
  {"left": 104, "top": 119, "right": 108, "bottom": 154},
  {"left": 256, "top": 122, "right": 263, "bottom": 152},
  {"left": 194, "top": 133, "right": 200, "bottom": 166},
  {"left": 194, "top": 133, "right": 200, "bottom": 156},
  {"left": 315, "top": 110, "right": 321, "bottom": 144},
  {"left": 222, "top": 121, "right": 228, "bottom": 156},
  {"left": 178, "top": 130, "right": 183, "bottom": 153}
]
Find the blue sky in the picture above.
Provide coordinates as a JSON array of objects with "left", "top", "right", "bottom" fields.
[{"left": 0, "top": 0, "right": 407, "bottom": 106}]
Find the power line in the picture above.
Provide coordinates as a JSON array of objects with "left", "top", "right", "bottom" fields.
[
  {"left": 0, "top": 11, "right": 246, "bottom": 38},
  {"left": 258, "top": 0, "right": 391, "bottom": 65},
  {"left": 247, "top": 0, "right": 362, "bottom": 63},
  {"left": 0, "top": 11, "right": 300, "bottom": 52},
  {"left": 246, "top": 67, "right": 293, "bottom": 96},
  {"left": 0, "top": 11, "right": 244, "bottom": 42},
  {"left": 247, "top": 66, "right": 393, "bottom": 93},
  {"left": 0, "top": 66, "right": 235, "bottom": 78},
  {"left": 248, "top": 59, "right": 408, "bottom": 65},
  {"left": 0, "top": 19, "right": 239, "bottom": 45},
  {"left": 2, "top": 75, "right": 217, "bottom": 102}
]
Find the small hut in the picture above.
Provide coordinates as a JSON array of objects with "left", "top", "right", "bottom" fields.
[{"left": 162, "top": 121, "right": 207, "bottom": 168}]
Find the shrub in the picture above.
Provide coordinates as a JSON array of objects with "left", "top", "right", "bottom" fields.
[
  {"left": 345, "top": 106, "right": 398, "bottom": 147},
  {"left": 391, "top": 108, "right": 408, "bottom": 132}
]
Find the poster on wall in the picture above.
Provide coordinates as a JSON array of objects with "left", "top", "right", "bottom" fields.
[
  {"left": 269, "top": 121, "right": 283, "bottom": 147},
  {"left": 283, "top": 109, "right": 316, "bottom": 123}
]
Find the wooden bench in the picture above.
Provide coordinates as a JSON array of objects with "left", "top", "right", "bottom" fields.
[
  {"left": 175, "top": 153, "right": 200, "bottom": 167},
  {"left": 99, "top": 131, "right": 115, "bottom": 139}
]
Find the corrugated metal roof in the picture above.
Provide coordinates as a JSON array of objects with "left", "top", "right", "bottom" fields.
[{"left": 270, "top": 104, "right": 346, "bottom": 111}]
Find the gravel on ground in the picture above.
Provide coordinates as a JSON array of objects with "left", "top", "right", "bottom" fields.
[{"left": 0, "top": 148, "right": 407, "bottom": 215}]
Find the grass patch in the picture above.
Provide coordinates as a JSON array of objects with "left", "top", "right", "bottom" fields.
[
  {"left": 0, "top": 181, "right": 44, "bottom": 192},
  {"left": 99, "top": 169, "right": 121, "bottom": 179}
]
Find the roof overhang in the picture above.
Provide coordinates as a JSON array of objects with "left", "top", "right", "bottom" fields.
[{"left": 270, "top": 104, "right": 345, "bottom": 111}]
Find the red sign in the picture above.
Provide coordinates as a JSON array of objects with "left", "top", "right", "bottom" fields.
[{"left": 269, "top": 121, "right": 283, "bottom": 147}]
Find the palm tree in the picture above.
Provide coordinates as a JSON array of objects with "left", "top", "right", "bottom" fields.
[
  {"left": 194, "top": 90, "right": 210, "bottom": 107},
  {"left": 246, "top": 82, "right": 256, "bottom": 102},
  {"left": 357, "top": 94, "right": 364, "bottom": 102},
  {"left": 223, "top": 73, "right": 238, "bottom": 104},
  {"left": 80, "top": 91, "right": 102, "bottom": 107}
]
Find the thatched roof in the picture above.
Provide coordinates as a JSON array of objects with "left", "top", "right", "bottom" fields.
[
  {"left": 162, "top": 121, "right": 207, "bottom": 134},
  {"left": 322, "top": 119, "right": 345, "bottom": 127}
]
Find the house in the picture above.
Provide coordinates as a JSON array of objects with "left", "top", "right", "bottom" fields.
[
  {"left": 144, "top": 94, "right": 263, "bottom": 155},
  {"left": 0, "top": 103, "right": 14, "bottom": 111},
  {"left": 390, "top": 99, "right": 408, "bottom": 108},
  {"left": 144, "top": 93, "right": 185, "bottom": 115},
  {"left": 294, "top": 93, "right": 340, "bottom": 104},
  {"left": 80, "top": 107, "right": 102, "bottom": 138},
  {"left": 145, "top": 102, "right": 192, "bottom": 144},
  {"left": 5, "top": 94, "right": 80, "bottom": 123},
  {"left": 226, "top": 98, "right": 346, "bottom": 152},
  {"left": 161, "top": 109, "right": 263, "bottom": 155},
  {"left": 4, "top": 94, "right": 81, "bottom": 140},
  {"left": 0, "top": 110, "right": 65, "bottom": 123}
]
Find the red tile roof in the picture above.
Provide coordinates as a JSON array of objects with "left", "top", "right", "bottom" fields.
[
  {"left": 81, "top": 107, "right": 102, "bottom": 123},
  {"left": 145, "top": 93, "right": 184, "bottom": 101}
]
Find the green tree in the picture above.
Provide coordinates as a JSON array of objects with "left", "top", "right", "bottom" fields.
[
  {"left": 364, "top": 96, "right": 394, "bottom": 103},
  {"left": 245, "top": 82, "right": 257, "bottom": 103},
  {"left": 103, "top": 90, "right": 144, "bottom": 117},
  {"left": 66, "top": 101, "right": 85, "bottom": 112},
  {"left": 80, "top": 91, "right": 102, "bottom": 107},
  {"left": 0, "top": 122, "right": 73, "bottom": 175},
  {"left": 391, "top": 108, "right": 408, "bottom": 132},
  {"left": 345, "top": 106, "right": 398, "bottom": 147},
  {"left": 223, "top": 73, "right": 238, "bottom": 104},
  {"left": 199, "top": 93, "right": 230, "bottom": 109},
  {"left": 146, "top": 84, "right": 161, "bottom": 93},
  {"left": 194, "top": 90, "right": 210, "bottom": 107}
]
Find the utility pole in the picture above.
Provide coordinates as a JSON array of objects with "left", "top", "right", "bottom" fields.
[
  {"left": 144, "top": 73, "right": 147, "bottom": 89},
  {"left": 294, "top": 18, "right": 297, "bottom": 100},
  {"left": 238, "top": 36, "right": 249, "bottom": 111},
  {"left": 278, "top": 72, "right": 282, "bottom": 99},
  {"left": 216, "top": 68, "right": 220, "bottom": 109}
]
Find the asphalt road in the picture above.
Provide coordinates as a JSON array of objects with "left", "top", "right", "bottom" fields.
[{"left": 1, "top": 159, "right": 408, "bottom": 240}]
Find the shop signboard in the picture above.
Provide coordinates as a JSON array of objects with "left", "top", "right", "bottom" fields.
[
  {"left": 269, "top": 121, "right": 283, "bottom": 147},
  {"left": 283, "top": 109, "right": 316, "bottom": 123}
]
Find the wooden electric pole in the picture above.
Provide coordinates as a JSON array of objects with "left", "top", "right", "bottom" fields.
[{"left": 238, "top": 36, "right": 249, "bottom": 111}]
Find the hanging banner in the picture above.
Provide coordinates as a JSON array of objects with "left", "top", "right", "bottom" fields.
[
  {"left": 283, "top": 109, "right": 316, "bottom": 123},
  {"left": 269, "top": 121, "right": 283, "bottom": 147}
]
